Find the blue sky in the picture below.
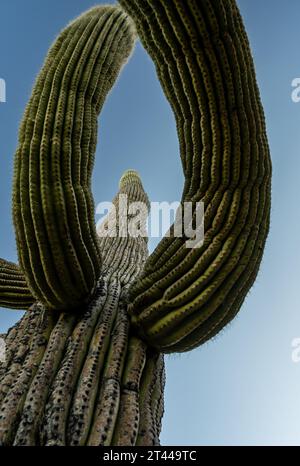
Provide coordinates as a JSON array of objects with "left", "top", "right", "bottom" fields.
[{"left": 1, "top": 0, "right": 300, "bottom": 445}]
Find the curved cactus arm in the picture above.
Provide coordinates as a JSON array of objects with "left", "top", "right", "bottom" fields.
[
  {"left": 12, "top": 6, "right": 136, "bottom": 311},
  {"left": 119, "top": 0, "right": 272, "bottom": 353},
  {"left": 0, "top": 259, "right": 35, "bottom": 310}
]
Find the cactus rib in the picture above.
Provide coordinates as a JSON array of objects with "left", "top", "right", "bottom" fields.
[{"left": 0, "top": 259, "right": 34, "bottom": 310}]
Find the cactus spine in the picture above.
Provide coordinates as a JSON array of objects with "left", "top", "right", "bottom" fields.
[{"left": 0, "top": 1, "right": 271, "bottom": 445}]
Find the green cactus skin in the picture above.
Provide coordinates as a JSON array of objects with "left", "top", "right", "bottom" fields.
[
  {"left": 119, "top": 0, "right": 272, "bottom": 353},
  {"left": 0, "top": 259, "right": 34, "bottom": 310},
  {"left": 0, "top": 0, "right": 271, "bottom": 446},
  {"left": 12, "top": 5, "right": 136, "bottom": 311}
]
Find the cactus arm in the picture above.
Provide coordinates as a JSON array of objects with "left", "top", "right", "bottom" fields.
[
  {"left": 119, "top": 0, "right": 272, "bottom": 352},
  {"left": 0, "top": 259, "right": 35, "bottom": 310},
  {"left": 12, "top": 6, "right": 136, "bottom": 311}
]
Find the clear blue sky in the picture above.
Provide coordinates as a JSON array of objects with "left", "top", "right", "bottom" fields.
[{"left": 1, "top": 0, "right": 300, "bottom": 446}]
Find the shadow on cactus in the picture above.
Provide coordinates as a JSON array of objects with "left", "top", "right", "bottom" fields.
[{"left": 0, "top": 0, "right": 271, "bottom": 446}]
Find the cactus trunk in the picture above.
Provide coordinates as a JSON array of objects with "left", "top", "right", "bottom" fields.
[{"left": 0, "top": 289, "right": 164, "bottom": 446}]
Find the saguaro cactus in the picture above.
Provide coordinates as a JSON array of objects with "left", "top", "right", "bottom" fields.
[{"left": 0, "top": 0, "right": 271, "bottom": 446}]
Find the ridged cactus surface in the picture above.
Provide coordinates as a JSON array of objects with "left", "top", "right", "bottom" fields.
[
  {"left": 0, "top": 172, "right": 164, "bottom": 446},
  {"left": 119, "top": 0, "right": 272, "bottom": 353},
  {"left": 0, "top": 0, "right": 271, "bottom": 446},
  {"left": 12, "top": 5, "right": 136, "bottom": 311},
  {"left": 0, "top": 259, "right": 34, "bottom": 310}
]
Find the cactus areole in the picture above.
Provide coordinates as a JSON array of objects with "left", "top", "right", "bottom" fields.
[{"left": 0, "top": 1, "right": 271, "bottom": 446}]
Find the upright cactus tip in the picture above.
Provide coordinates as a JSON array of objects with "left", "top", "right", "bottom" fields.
[{"left": 119, "top": 170, "right": 142, "bottom": 188}]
